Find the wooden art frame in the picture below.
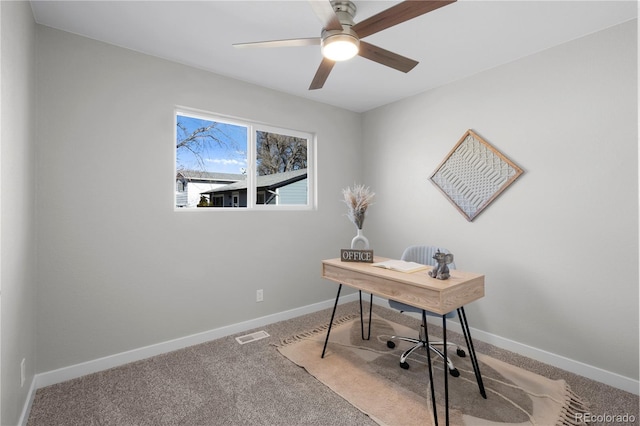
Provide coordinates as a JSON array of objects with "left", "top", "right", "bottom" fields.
[{"left": 430, "top": 130, "right": 523, "bottom": 221}]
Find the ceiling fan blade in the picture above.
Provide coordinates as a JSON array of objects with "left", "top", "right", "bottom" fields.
[
  {"left": 308, "top": 0, "right": 343, "bottom": 31},
  {"left": 309, "top": 58, "right": 336, "bottom": 90},
  {"left": 352, "top": 0, "right": 456, "bottom": 39},
  {"left": 233, "top": 38, "right": 321, "bottom": 49},
  {"left": 358, "top": 41, "right": 418, "bottom": 73}
]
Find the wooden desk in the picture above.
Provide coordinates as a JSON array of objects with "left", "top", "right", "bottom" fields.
[
  {"left": 320, "top": 257, "right": 486, "bottom": 426},
  {"left": 322, "top": 257, "right": 484, "bottom": 315}
]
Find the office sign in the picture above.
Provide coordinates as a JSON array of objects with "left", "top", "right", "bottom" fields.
[{"left": 340, "top": 249, "right": 374, "bottom": 263}]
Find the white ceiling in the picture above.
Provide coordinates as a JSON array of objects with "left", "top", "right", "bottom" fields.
[{"left": 30, "top": 1, "right": 637, "bottom": 113}]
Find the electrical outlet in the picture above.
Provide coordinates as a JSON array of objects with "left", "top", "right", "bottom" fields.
[
  {"left": 21, "top": 358, "right": 26, "bottom": 387},
  {"left": 256, "top": 289, "right": 264, "bottom": 302}
]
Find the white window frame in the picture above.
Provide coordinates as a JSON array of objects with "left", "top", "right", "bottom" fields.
[{"left": 174, "top": 107, "right": 316, "bottom": 211}]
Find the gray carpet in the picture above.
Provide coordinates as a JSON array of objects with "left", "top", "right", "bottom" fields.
[{"left": 27, "top": 301, "right": 639, "bottom": 426}]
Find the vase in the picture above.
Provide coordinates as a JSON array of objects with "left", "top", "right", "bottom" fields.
[{"left": 351, "top": 228, "right": 370, "bottom": 250}]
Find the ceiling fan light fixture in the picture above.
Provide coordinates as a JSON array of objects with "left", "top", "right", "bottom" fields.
[{"left": 321, "top": 31, "right": 359, "bottom": 61}]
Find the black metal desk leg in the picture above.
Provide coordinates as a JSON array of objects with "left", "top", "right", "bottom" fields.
[
  {"left": 457, "top": 306, "right": 487, "bottom": 399},
  {"left": 321, "top": 284, "right": 342, "bottom": 358},
  {"left": 422, "top": 310, "right": 439, "bottom": 426},
  {"left": 443, "top": 314, "right": 449, "bottom": 426},
  {"left": 358, "top": 290, "right": 373, "bottom": 340}
]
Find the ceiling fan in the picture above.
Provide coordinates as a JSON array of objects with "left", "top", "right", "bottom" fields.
[{"left": 233, "top": 0, "right": 456, "bottom": 90}]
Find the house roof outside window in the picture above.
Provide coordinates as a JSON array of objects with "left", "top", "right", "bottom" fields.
[
  {"left": 177, "top": 170, "right": 245, "bottom": 184},
  {"left": 201, "top": 168, "right": 307, "bottom": 195}
]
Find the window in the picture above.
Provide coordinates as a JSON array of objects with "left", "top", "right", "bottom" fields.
[
  {"left": 175, "top": 109, "right": 314, "bottom": 210},
  {"left": 212, "top": 194, "right": 224, "bottom": 207}
]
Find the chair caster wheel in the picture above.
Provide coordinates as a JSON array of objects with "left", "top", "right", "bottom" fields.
[
  {"left": 457, "top": 348, "right": 466, "bottom": 357},
  {"left": 400, "top": 361, "right": 410, "bottom": 370},
  {"left": 387, "top": 341, "right": 396, "bottom": 349},
  {"left": 450, "top": 368, "right": 460, "bottom": 377}
]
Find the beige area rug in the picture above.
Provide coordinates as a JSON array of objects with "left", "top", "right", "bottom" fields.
[{"left": 277, "top": 314, "right": 589, "bottom": 426}]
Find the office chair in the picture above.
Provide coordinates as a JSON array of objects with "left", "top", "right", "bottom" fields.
[{"left": 386, "top": 245, "right": 466, "bottom": 377}]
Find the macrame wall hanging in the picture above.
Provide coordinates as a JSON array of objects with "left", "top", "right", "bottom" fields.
[{"left": 430, "top": 129, "right": 524, "bottom": 221}]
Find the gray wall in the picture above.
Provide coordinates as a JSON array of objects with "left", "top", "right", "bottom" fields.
[
  {"left": 1, "top": 1, "right": 37, "bottom": 424},
  {"left": 362, "top": 20, "right": 638, "bottom": 380},
  {"left": 35, "top": 25, "right": 362, "bottom": 374}
]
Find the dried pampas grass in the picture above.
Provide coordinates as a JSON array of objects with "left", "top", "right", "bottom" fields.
[{"left": 342, "top": 184, "right": 375, "bottom": 229}]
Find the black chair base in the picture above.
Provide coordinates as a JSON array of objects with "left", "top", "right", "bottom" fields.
[{"left": 386, "top": 333, "right": 466, "bottom": 377}]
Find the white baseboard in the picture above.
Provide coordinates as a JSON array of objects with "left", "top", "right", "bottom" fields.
[
  {"left": 22, "top": 291, "right": 638, "bottom": 425},
  {"left": 18, "top": 377, "right": 37, "bottom": 426},
  {"left": 33, "top": 292, "right": 359, "bottom": 390},
  {"left": 466, "top": 323, "right": 639, "bottom": 395},
  {"left": 370, "top": 295, "right": 639, "bottom": 395}
]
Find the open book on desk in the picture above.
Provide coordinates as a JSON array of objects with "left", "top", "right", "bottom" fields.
[{"left": 371, "top": 259, "right": 430, "bottom": 273}]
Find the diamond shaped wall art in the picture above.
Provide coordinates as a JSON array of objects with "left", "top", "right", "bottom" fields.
[{"left": 430, "top": 130, "right": 524, "bottom": 221}]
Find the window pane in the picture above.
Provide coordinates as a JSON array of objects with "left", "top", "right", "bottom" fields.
[
  {"left": 175, "top": 110, "right": 314, "bottom": 210},
  {"left": 176, "top": 114, "right": 247, "bottom": 208},
  {"left": 255, "top": 130, "right": 308, "bottom": 206}
]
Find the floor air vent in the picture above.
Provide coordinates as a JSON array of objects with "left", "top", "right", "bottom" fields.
[{"left": 235, "top": 330, "right": 270, "bottom": 345}]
